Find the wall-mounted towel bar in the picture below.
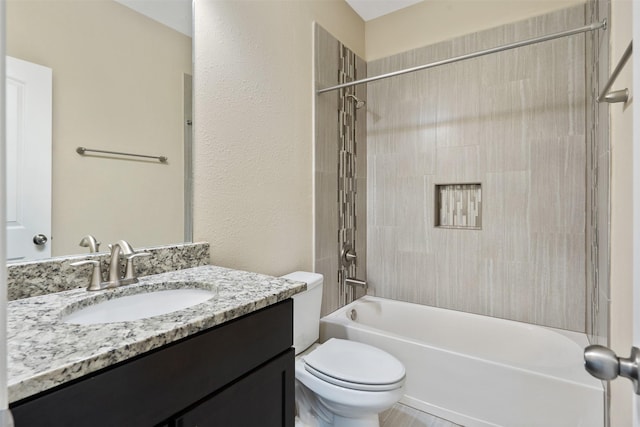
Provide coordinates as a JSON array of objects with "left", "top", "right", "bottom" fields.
[
  {"left": 598, "top": 40, "right": 632, "bottom": 103},
  {"left": 76, "top": 147, "right": 167, "bottom": 163}
]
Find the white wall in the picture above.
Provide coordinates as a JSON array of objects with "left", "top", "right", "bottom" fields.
[
  {"left": 365, "top": 0, "right": 586, "bottom": 60},
  {"left": 193, "top": 0, "right": 364, "bottom": 275},
  {"left": 609, "top": 0, "right": 634, "bottom": 424}
]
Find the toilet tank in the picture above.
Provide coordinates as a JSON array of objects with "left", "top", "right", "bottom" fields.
[{"left": 281, "top": 272, "right": 323, "bottom": 355}]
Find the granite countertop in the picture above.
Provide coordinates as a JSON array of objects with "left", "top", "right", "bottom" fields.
[{"left": 8, "top": 265, "right": 306, "bottom": 403}]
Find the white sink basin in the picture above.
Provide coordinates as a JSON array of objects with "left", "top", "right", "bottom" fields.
[{"left": 62, "top": 288, "right": 217, "bottom": 325}]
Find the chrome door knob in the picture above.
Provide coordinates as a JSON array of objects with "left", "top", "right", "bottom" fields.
[
  {"left": 32, "top": 234, "right": 48, "bottom": 246},
  {"left": 584, "top": 345, "right": 640, "bottom": 394},
  {"left": 584, "top": 345, "right": 620, "bottom": 380}
]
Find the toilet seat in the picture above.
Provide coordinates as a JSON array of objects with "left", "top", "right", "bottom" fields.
[{"left": 303, "top": 338, "right": 405, "bottom": 391}]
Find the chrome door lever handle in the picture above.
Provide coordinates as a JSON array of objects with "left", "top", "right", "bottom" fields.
[{"left": 584, "top": 345, "right": 640, "bottom": 394}]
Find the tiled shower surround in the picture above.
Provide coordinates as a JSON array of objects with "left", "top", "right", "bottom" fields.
[
  {"left": 366, "top": 5, "right": 588, "bottom": 331},
  {"left": 585, "top": 0, "right": 610, "bottom": 420},
  {"left": 315, "top": 4, "right": 608, "bottom": 334},
  {"left": 315, "top": 25, "right": 367, "bottom": 316},
  {"left": 585, "top": 0, "right": 610, "bottom": 347},
  {"left": 337, "top": 45, "right": 363, "bottom": 306}
]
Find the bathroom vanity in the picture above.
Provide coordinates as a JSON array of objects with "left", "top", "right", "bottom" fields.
[{"left": 7, "top": 265, "right": 305, "bottom": 427}]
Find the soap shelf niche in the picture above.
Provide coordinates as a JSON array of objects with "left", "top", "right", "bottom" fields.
[{"left": 435, "top": 183, "right": 482, "bottom": 230}]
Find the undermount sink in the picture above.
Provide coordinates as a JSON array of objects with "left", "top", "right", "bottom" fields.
[{"left": 62, "top": 288, "right": 217, "bottom": 325}]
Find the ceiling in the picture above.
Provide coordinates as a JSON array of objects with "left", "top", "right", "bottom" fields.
[
  {"left": 114, "top": 0, "right": 424, "bottom": 35},
  {"left": 121, "top": 0, "right": 593, "bottom": 44},
  {"left": 344, "top": 0, "right": 425, "bottom": 21},
  {"left": 115, "top": 0, "right": 192, "bottom": 37}
]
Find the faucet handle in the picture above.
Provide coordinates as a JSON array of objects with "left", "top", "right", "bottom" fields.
[
  {"left": 124, "top": 252, "right": 151, "bottom": 280},
  {"left": 79, "top": 235, "right": 100, "bottom": 253},
  {"left": 70, "top": 260, "right": 103, "bottom": 291}
]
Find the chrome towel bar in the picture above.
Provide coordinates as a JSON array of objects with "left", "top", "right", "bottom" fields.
[{"left": 76, "top": 146, "right": 167, "bottom": 163}]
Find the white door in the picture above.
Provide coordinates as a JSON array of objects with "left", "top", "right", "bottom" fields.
[{"left": 5, "top": 56, "right": 52, "bottom": 261}]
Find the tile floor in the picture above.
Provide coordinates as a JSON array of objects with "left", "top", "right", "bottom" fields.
[{"left": 380, "top": 404, "right": 462, "bottom": 427}]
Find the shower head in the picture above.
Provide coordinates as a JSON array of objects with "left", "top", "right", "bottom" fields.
[{"left": 346, "top": 94, "right": 366, "bottom": 109}]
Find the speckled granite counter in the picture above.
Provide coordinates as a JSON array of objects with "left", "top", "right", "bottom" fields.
[
  {"left": 8, "top": 265, "right": 306, "bottom": 403},
  {"left": 8, "top": 242, "right": 210, "bottom": 301}
]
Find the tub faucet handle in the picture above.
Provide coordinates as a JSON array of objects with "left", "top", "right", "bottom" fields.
[{"left": 341, "top": 244, "right": 357, "bottom": 268}]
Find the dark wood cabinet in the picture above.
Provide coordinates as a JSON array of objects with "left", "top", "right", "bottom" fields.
[
  {"left": 10, "top": 299, "right": 294, "bottom": 427},
  {"left": 176, "top": 349, "right": 294, "bottom": 427}
]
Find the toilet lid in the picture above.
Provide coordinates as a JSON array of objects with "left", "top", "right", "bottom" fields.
[{"left": 303, "top": 338, "right": 405, "bottom": 391}]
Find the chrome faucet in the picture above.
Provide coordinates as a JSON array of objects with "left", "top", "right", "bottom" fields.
[
  {"left": 106, "top": 240, "right": 134, "bottom": 287},
  {"left": 107, "top": 240, "right": 151, "bottom": 287},
  {"left": 72, "top": 240, "right": 150, "bottom": 291},
  {"left": 79, "top": 235, "right": 101, "bottom": 253}
]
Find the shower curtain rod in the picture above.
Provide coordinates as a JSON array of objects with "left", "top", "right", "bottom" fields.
[{"left": 317, "top": 19, "right": 607, "bottom": 94}]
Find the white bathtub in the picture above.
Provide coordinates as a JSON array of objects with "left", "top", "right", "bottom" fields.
[{"left": 320, "top": 296, "right": 603, "bottom": 427}]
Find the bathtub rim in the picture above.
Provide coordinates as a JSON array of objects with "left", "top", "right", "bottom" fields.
[{"left": 320, "top": 295, "right": 603, "bottom": 391}]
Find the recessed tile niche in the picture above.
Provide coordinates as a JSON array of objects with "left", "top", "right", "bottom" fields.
[{"left": 435, "top": 184, "right": 482, "bottom": 229}]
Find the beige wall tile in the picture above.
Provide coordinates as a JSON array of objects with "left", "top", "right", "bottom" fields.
[
  {"left": 314, "top": 25, "right": 340, "bottom": 315},
  {"left": 315, "top": 25, "right": 367, "bottom": 314},
  {"left": 316, "top": 255, "right": 340, "bottom": 316},
  {"left": 367, "top": 5, "right": 587, "bottom": 331}
]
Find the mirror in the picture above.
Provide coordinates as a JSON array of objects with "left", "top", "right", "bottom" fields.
[{"left": 5, "top": 0, "right": 193, "bottom": 262}]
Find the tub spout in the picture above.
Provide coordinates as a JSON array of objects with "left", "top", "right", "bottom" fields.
[{"left": 345, "top": 277, "right": 367, "bottom": 290}]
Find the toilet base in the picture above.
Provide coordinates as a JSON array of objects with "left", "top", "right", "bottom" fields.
[
  {"left": 296, "top": 380, "right": 384, "bottom": 427},
  {"left": 296, "top": 413, "right": 380, "bottom": 427},
  {"left": 323, "top": 414, "right": 379, "bottom": 427}
]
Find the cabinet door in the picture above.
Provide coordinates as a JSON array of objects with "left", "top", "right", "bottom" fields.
[{"left": 177, "top": 349, "right": 294, "bottom": 427}]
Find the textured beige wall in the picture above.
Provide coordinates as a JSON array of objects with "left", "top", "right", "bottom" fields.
[
  {"left": 609, "top": 0, "right": 633, "bottom": 424},
  {"left": 7, "top": 1, "right": 191, "bottom": 256},
  {"left": 193, "top": 0, "right": 364, "bottom": 275},
  {"left": 365, "top": 0, "right": 587, "bottom": 60}
]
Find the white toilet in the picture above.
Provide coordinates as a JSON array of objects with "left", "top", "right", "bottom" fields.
[{"left": 281, "top": 272, "right": 405, "bottom": 427}]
